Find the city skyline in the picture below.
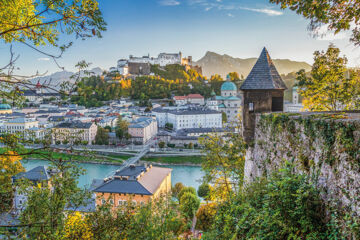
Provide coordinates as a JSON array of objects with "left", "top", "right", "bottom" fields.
[{"left": 0, "top": 0, "right": 359, "bottom": 76}]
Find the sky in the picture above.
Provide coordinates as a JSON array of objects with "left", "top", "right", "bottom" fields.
[{"left": 1, "top": 0, "right": 360, "bottom": 76}]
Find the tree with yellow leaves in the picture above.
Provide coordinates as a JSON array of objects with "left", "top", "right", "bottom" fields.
[
  {"left": 0, "top": 150, "right": 24, "bottom": 213},
  {"left": 61, "top": 212, "right": 93, "bottom": 240}
]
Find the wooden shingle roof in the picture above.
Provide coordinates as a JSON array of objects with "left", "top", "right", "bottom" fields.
[{"left": 240, "top": 47, "right": 287, "bottom": 90}]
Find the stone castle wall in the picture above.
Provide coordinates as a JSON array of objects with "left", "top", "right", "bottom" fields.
[{"left": 244, "top": 112, "right": 360, "bottom": 215}]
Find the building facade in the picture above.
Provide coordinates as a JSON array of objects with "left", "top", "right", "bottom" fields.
[
  {"left": 93, "top": 165, "right": 172, "bottom": 207},
  {"left": 152, "top": 107, "right": 222, "bottom": 130},
  {"left": 128, "top": 117, "right": 158, "bottom": 144},
  {"left": 173, "top": 94, "right": 205, "bottom": 106},
  {"left": 51, "top": 121, "right": 97, "bottom": 145}
]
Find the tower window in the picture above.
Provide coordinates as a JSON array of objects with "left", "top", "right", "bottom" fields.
[{"left": 249, "top": 102, "right": 254, "bottom": 112}]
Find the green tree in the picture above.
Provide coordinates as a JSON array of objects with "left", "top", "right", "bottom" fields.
[
  {"left": 115, "top": 116, "right": 129, "bottom": 140},
  {"left": 221, "top": 111, "right": 227, "bottom": 123},
  {"left": 95, "top": 127, "right": 109, "bottom": 145},
  {"left": 197, "top": 183, "right": 212, "bottom": 201},
  {"left": 104, "top": 126, "right": 112, "bottom": 132},
  {"left": 158, "top": 141, "right": 165, "bottom": 148},
  {"left": 172, "top": 182, "right": 184, "bottom": 199},
  {"left": 199, "top": 131, "right": 246, "bottom": 202},
  {"left": 296, "top": 44, "right": 360, "bottom": 111},
  {"left": 178, "top": 186, "right": 196, "bottom": 202},
  {"left": 165, "top": 123, "right": 173, "bottom": 130},
  {"left": 179, "top": 192, "right": 200, "bottom": 221},
  {"left": 269, "top": 0, "right": 360, "bottom": 46}
]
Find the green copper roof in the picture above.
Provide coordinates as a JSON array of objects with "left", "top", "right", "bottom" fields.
[
  {"left": 221, "top": 81, "right": 237, "bottom": 91},
  {"left": 0, "top": 104, "right": 11, "bottom": 110}
]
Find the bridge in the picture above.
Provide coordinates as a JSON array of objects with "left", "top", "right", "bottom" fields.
[{"left": 105, "top": 146, "right": 150, "bottom": 177}]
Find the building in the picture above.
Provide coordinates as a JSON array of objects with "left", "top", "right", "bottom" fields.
[
  {"left": 51, "top": 121, "right": 97, "bottom": 145},
  {"left": 173, "top": 94, "right": 205, "bottom": 106},
  {"left": 12, "top": 166, "right": 52, "bottom": 212},
  {"left": 128, "top": 117, "right": 158, "bottom": 144},
  {"left": 152, "top": 106, "right": 222, "bottom": 130},
  {"left": 0, "top": 104, "right": 12, "bottom": 115},
  {"left": 93, "top": 165, "right": 172, "bottom": 207},
  {"left": 1, "top": 118, "right": 39, "bottom": 137},
  {"left": 240, "top": 47, "right": 287, "bottom": 143},
  {"left": 206, "top": 76, "right": 242, "bottom": 122}
]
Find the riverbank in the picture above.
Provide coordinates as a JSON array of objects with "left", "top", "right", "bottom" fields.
[{"left": 141, "top": 155, "right": 202, "bottom": 166}]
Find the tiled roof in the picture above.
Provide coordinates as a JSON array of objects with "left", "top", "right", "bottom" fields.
[
  {"left": 187, "top": 94, "right": 204, "bottom": 99},
  {"left": 55, "top": 121, "right": 93, "bottom": 129},
  {"left": 93, "top": 165, "right": 172, "bottom": 195},
  {"left": 13, "top": 166, "right": 49, "bottom": 182},
  {"left": 240, "top": 47, "right": 287, "bottom": 90}
]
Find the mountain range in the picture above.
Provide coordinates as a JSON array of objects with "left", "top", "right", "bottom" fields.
[{"left": 194, "top": 51, "right": 312, "bottom": 78}]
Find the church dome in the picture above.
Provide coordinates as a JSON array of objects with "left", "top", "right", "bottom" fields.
[
  {"left": 0, "top": 104, "right": 11, "bottom": 110},
  {"left": 221, "top": 81, "right": 237, "bottom": 91}
]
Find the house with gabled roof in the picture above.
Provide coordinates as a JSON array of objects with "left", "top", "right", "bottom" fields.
[{"left": 92, "top": 164, "right": 172, "bottom": 207}]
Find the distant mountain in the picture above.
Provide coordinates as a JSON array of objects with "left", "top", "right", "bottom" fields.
[
  {"left": 194, "top": 51, "right": 311, "bottom": 78},
  {"left": 30, "top": 67, "right": 103, "bottom": 91}
]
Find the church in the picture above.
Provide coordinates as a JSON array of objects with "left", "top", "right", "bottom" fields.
[{"left": 206, "top": 75, "right": 242, "bottom": 122}]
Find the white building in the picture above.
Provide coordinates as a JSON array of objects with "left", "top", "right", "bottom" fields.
[
  {"left": 206, "top": 76, "right": 242, "bottom": 122},
  {"left": 0, "top": 117, "right": 50, "bottom": 140},
  {"left": 152, "top": 107, "right": 222, "bottom": 130}
]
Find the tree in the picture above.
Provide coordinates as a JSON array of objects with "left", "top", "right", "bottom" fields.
[
  {"left": 61, "top": 212, "right": 93, "bottom": 240},
  {"left": 158, "top": 141, "right": 165, "bottom": 148},
  {"left": 95, "top": 127, "right": 109, "bottom": 145},
  {"left": 172, "top": 182, "right": 184, "bottom": 199},
  {"left": 115, "top": 116, "right": 129, "bottom": 140},
  {"left": 199, "top": 130, "right": 247, "bottom": 202},
  {"left": 221, "top": 111, "right": 227, "bottom": 123},
  {"left": 0, "top": 150, "right": 24, "bottom": 212},
  {"left": 104, "top": 126, "right": 112, "bottom": 132},
  {"left": 178, "top": 186, "right": 197, "bottom": 202},
  {"left": 179, "top": 192, "right": 200, "bottom": 221},
  {"left": 188, "top": 142, "right": 193, "bottom": 149},
  {"left": 197, "top": 183, "right": 212, "bottom": 201},
  {"left": 269, "top": 0, "right": 360, "bottom": 46},
  {"left": 196, "top": 203, "right": 217, "bottom": 232},
  {"left": 228, "top": 72, "right": 240, "bottom": 81},
  {"left": 296, "top": 44, "right": 360, "bottom": 111},
  {"left": 165, "top": 123, "right": 173, "bottom": 130}
]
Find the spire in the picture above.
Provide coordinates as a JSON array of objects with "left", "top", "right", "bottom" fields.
[{"left": 240, "top": 47, "right": 287, "bottom": 90}]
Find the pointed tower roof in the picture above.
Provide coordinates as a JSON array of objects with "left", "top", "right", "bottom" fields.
[{"left": 240, "top": 47, "right": 287, "bottom": 90}]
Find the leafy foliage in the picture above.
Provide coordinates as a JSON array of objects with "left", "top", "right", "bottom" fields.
[
  {"left": 296, "top": 44, "right": 360, "bottom": 111},
  {"left": 95, "top": 127, "right": 109, "bottom": 145},
  {"left": 179, "top": 192, "right": 200, "bottom": 221},
  {"left": 270, "top": 0, "right": 360, "bottom": 46},
  {"left": 210, "top": 163, "right": 328, "bottom": 240}
]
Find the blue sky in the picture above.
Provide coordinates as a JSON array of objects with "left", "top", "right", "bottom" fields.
[{"left": 1, "top": 0, "right": 359, "bottom": 76}]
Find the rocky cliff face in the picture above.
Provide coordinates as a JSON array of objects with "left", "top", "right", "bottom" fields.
[
  {"left": 245, "top": 112, "right": 360, "bottom": 215},
  {"left": 195, "top": 51, "right": 311, "bottom": 78}
]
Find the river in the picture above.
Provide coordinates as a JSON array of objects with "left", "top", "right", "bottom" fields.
[{"left": 21, "top": 159, "right": 204, "bottom": 190}]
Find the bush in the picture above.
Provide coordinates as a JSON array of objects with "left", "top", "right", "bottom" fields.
[
  {"left": 211, "top": 162, "right": 328, "bottom": 239},
  {"left": 158, "top": 141, "right": 165, "bottom": 148},
  {"left": 172, "top": 182, "right": 184, "bottom": 199},
  {"left": 178, "top": 187, "right": 196, "bottom": 202},
  {"left": 197, "top": 183, "right": 211, "bottom": 201},
  {"left": 167, "top": 143, "right": 175, "bottom": 148},
  {"left": 179, "top": 192, "right": 200, "bottom": 220},
  {"left": 196, "top": 203, "right": 217, "bottom": 232}
]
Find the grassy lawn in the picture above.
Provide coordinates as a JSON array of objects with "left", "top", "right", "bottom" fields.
[
  {"left": 142, "top": 155, "right": 203, "bottom": 165},
  {"left": 1, "top": 148, "right": 130, "bottom": 164}
]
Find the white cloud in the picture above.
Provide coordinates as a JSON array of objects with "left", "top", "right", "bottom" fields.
[
  {"left": 204, "top": 6, "right": 212, "bottom": 11},
  {"left": 227, "top": 13, "right": 234, "bottom": 18},
  {"left": 37, "top": 58, "right": 50, "bottom": 61},
  {"left": 314, "top": 24, "right": 350, "bottom": 41},
  {"left": 159, "top": 0, "right": 180, "bottom": 6},
  {"left": 240, "top": 7, "right": 283, "bottom": 16}
]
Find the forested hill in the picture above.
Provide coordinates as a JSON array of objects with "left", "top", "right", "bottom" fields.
[{"left": 195, "top": 51, "right": 311, "bottom": 78}]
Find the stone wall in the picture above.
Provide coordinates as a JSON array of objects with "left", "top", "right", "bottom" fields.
[{"left": 244, "top": 112, "right": 360, "bottom": 215}]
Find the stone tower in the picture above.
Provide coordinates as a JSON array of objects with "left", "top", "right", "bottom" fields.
[{"left": 240, "top": 47, "right": 287, "bottom": 143}]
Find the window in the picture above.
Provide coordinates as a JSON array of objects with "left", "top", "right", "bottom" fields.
[
  {"left": 109, "top": 199, "right": 114, "bottom": 205},
  {"left": 101, "top": 199, "right": 106, "bottom": 204},
  {"left": 249, "top": 102, "right": 254, "bottom": 112}
]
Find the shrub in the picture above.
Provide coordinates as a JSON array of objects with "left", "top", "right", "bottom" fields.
[
  {"left": 178, "top": 187, "right": 196, "bottom": 202},
  {"left": 172, "top": 182, "right": 184, "bottom": 199},
  {"left": 179, "top": 192, "right": 200, "bottom": 220}
]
